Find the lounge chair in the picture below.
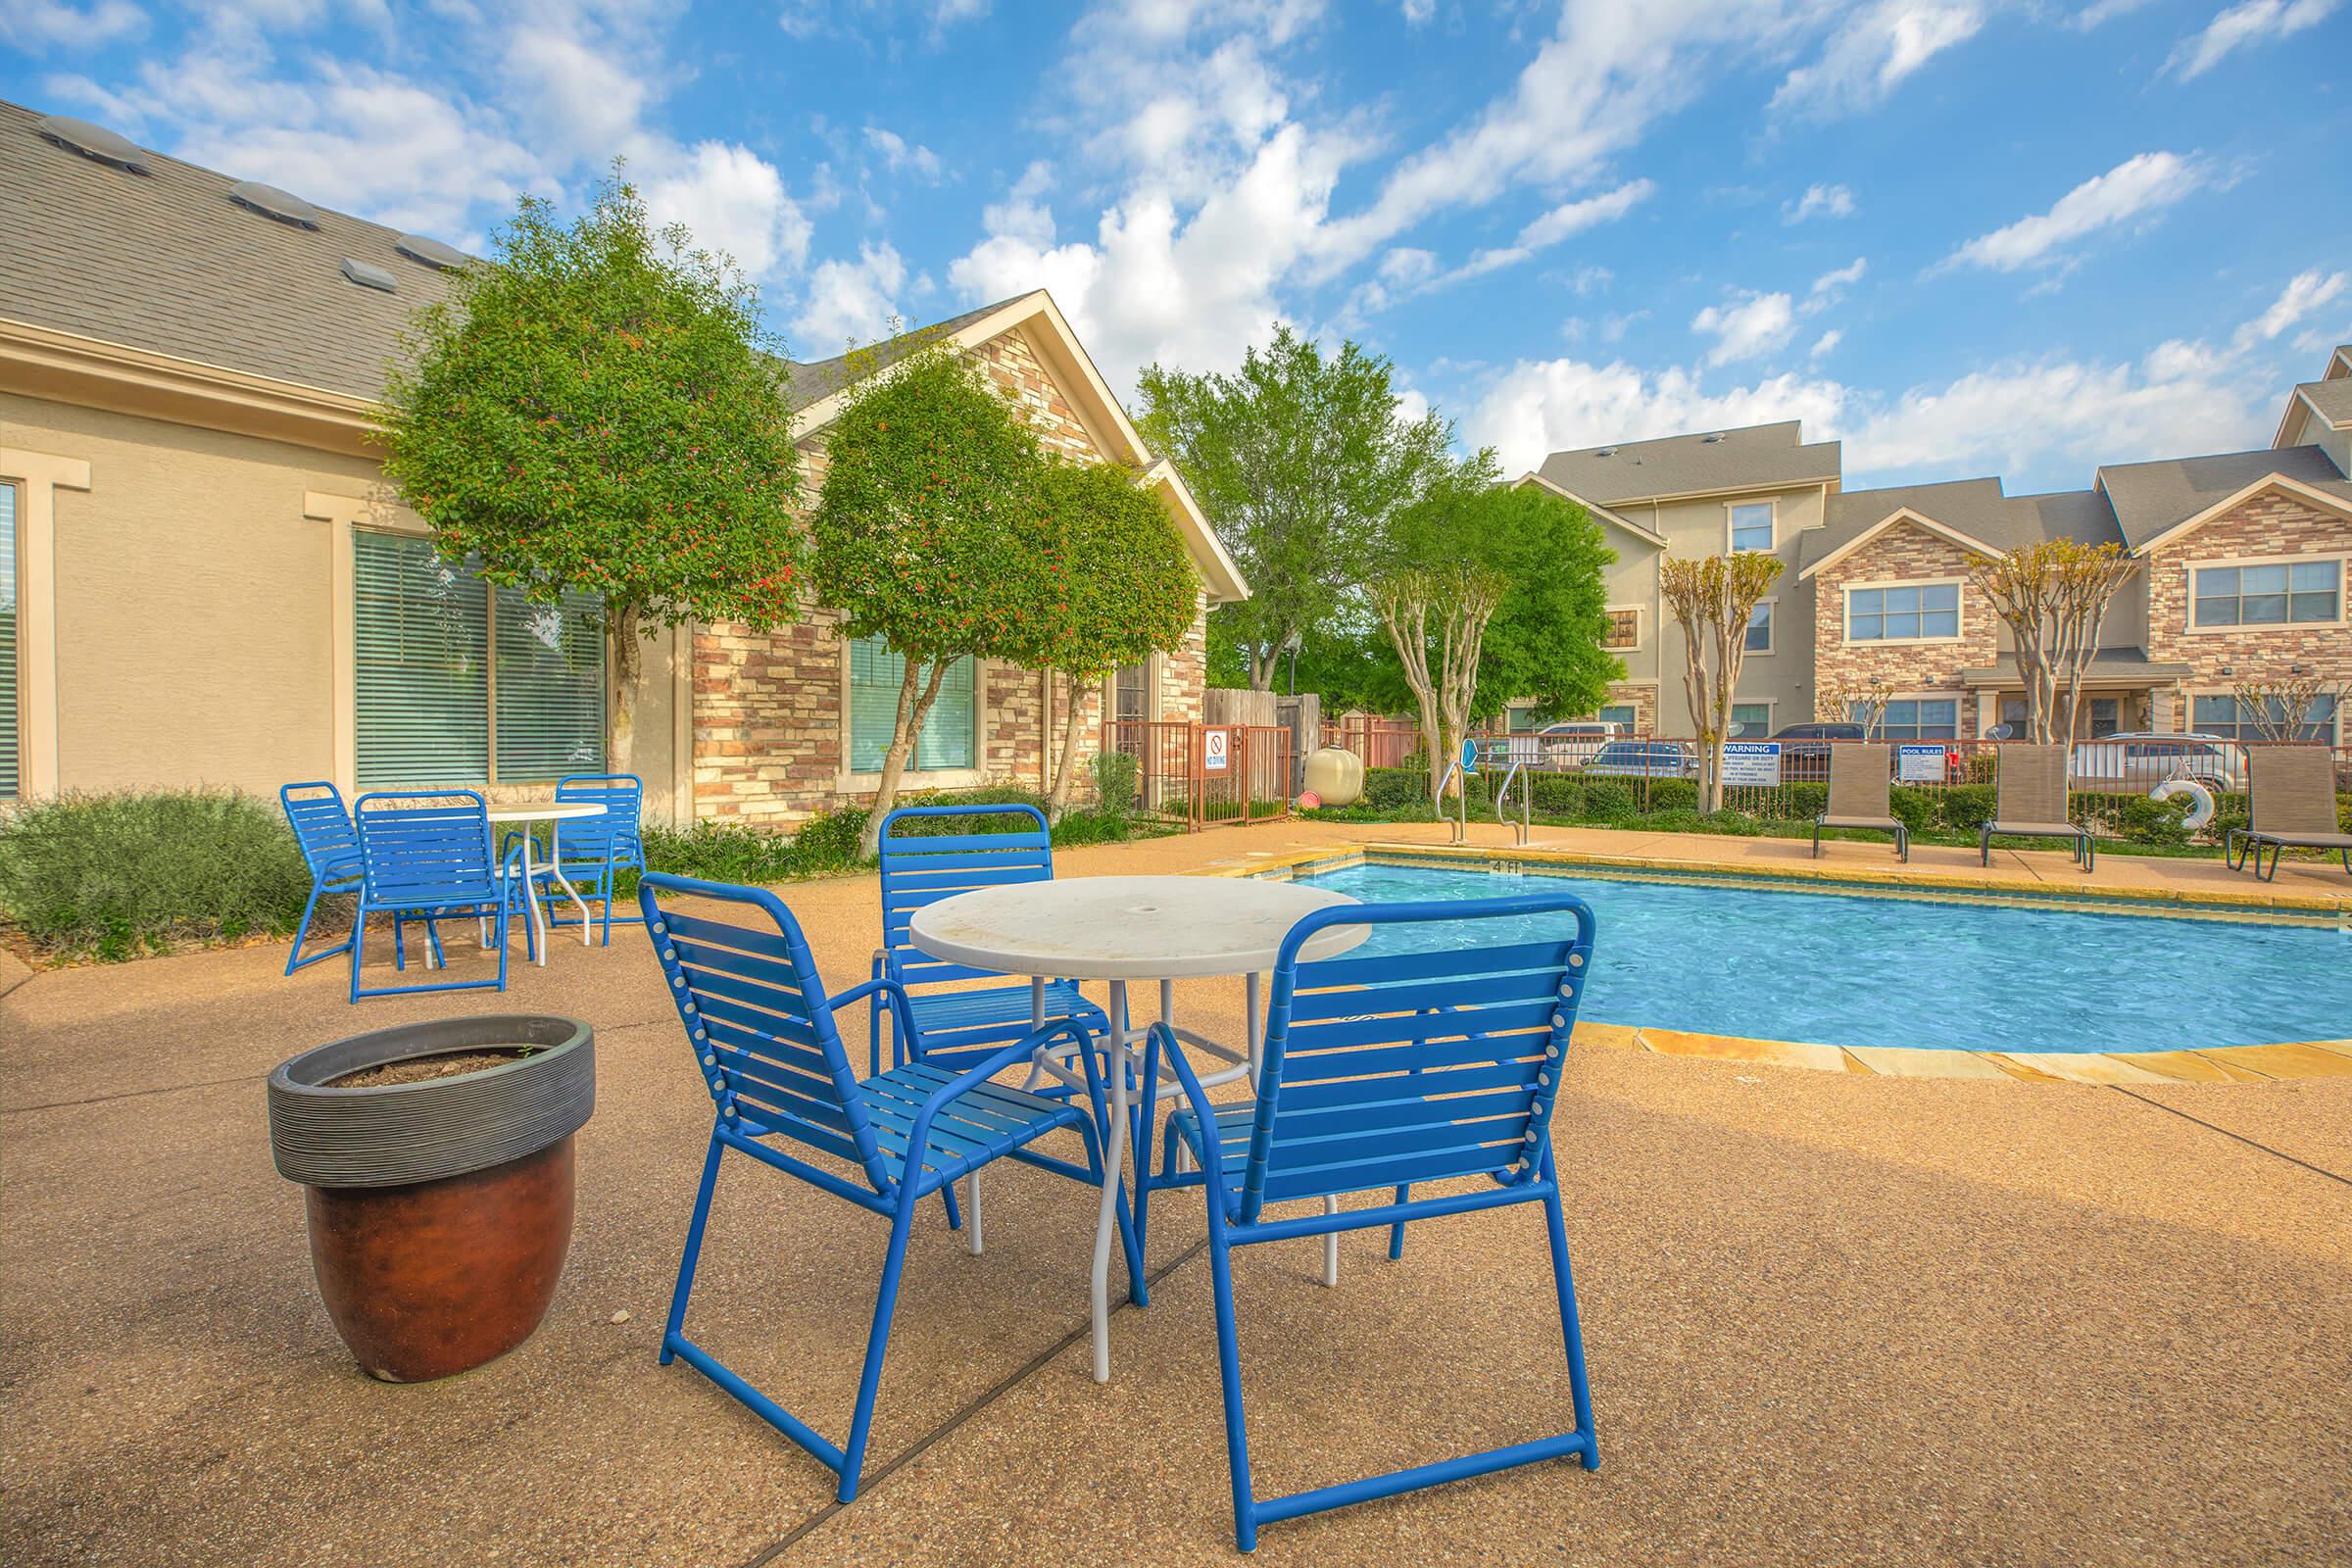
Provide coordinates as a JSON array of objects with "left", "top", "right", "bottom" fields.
[
  {"left": 1812, "top": 743, "right": 1908, "bottom": 860},
  {"left": 2227, "top": 746, "right": 2352, "bottom": 881},
  {"left": 1981, "top": 744, "right": 2093, "bottom": 870}
]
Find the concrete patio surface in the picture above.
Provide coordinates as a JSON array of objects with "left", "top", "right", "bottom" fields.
[{"left": 2, "top": 821, "right": 2347, "bottom": 1566}]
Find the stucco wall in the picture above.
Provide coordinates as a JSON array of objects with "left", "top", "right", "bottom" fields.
[{"left": 3, "top": 391, "right": 683, "bottom": 816}]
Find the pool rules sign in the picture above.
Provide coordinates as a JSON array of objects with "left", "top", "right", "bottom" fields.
[{"left": 1202, "top": 727, "right": 1230, "bottom": 772}]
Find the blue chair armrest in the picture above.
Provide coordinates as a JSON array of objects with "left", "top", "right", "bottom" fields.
[{"left": 901, "top": 1021, "right": 1102, "bottom": 1186}]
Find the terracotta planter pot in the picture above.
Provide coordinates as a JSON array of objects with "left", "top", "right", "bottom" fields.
[{"left": 268, "top": 1015, "right": 595, "bottom": 1382}]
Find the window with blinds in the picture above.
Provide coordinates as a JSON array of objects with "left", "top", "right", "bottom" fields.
[
  {"left": 1, "top": 483, "right": 18, "bottom": 800},
  {"left": 353, "top": 531, "right": 605, "bottom": 788},
  {"left": 847, "top": 637, "right": 975, "bottom": 772}
]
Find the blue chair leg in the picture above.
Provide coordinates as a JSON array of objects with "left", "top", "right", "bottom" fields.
[
  {"left": 285, "top": 879, "right": 324, "bottom": 976},
  {"left": 837, "top": 1193, "right": 920, "bottom": 1501},
  {"left": 391, "top": 914, "right": 407, "bottom": 972},
  {"left": 1205, "top": 1211, "right": 1259, "bottom": 1551},
  {"left": 1388, "top": 1185, "right": 1411, "bottom": 1259},
  {"left": 662, "top": 1134, "right": 726, "bottom": 1367},
  {"left": 600, "top": 866, "right": 615, "bottom": 947},
  {"left": 940, "top": 1181, "right": 963, "bottom": 1231},
  {"left": 1079, "top": 1115, "right": 1147, "bottom": 1305},
  {"left": 1541, "top": 1162, "right": 1599, "bottom": 1472},
  {"left": 494, "top": 899, "right": 511, "bottom": 993},
  {"left": 349, "top": 909, "right": 367, "bottom": 1004}
]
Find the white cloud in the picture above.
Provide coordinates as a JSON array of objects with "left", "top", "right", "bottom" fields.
[
  {"left": 500, "top": 23, "right": 657, "bottom": 167},
  {"left": 1809, "top": 328, "right": 1843, "bottom": 360},
  {"left": 1783, "top": 181, "right": 1855, "bottom": 222},
  {"left": 1435, "top": 177, "right": 1654, "bottom": 286},
  {"left": 0, "top": 0, "right": 147, "bottom": 51},
  {"left": 2166, "top": 0, "right": 2340, "bottom": 79},
  {"left": 1402, "top": 0, "right": 1436, "bottom": 22},
  {"left": 1690, "top": 290, "right": 1797, "bottom": 365},
  {"left": 1771, "top": 1, "right": 1984, "bottom": 121},
  {"left": 1570, "top": 265, "right": 1613, "bottom": 296},
  {"left": 2233, "top": 268, "right": 2350, "bottom": 349},
  {"left": 1809, "top": 256, "right": 1867, "bottom": 298},
  {"left": 644, "top": 141, "right": 812, "bottom": 278},
  {"left": 1946, "top": 150, "right": 2209, "bottom": 272},
  {"left": 795, "top": 241, "right": 910, "bottom": 355},
  {"left": 2070, "top": 0, "right": 2154, "bottom": 25},
  {"left": 864, "top": 126, "right": 944, "bottom": 181},
  {"left": 1472, "top": 357, "right": 1849, "bottom": 475}
]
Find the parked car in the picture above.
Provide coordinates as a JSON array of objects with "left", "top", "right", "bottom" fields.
[
  {"left": 2069, "top": 731, "right": 2248, "bottom": 794},
  {"left": 1770, "top": 721, "right": 1865, "bottom": 781},
  {"left": 1536, "top": 720, "right": 1621, "bottom": 770},
  {"left": 1582, "top": 739, "right": 1697, "bottom": 779}
]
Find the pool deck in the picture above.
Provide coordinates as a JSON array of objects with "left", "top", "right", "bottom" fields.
[{"left": 2, "top": 820, "right": 2348, "bottom": 1567}]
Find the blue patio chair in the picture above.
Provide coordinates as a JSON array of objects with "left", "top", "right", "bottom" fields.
[
  {"left": 873, "top": 804, "right": 1108, "bottom": 1080},
  {"left": 1137, "top": 893, "right": 1602, "bottom": 1550},
  {"left": 279, "top": 782, "right": 365, "bottom": 975},
  {"left": 516, "top": 773, "right": 647, "bottom": 946},
  {"left": 639, "top": 872, "right": 1144, "bottom": 1501},
  {"left": 349, "top": 791, "right": 514, "bottom": 1002}
]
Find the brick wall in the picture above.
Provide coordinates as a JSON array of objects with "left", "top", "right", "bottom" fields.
[
  {"left": 691, "top": 322, "right": 1215, "bottom": 824},
  {"left": 2144, "top": 490, "right": 2352, "bottom": 682},
  {"left": 1811, "top": 519, "right": 1998, "bottom": 716},
  {"left": 1597, "top": 682, "right": 1658, "bottom": 734}
]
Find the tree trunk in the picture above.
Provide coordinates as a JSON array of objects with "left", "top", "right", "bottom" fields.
[
  {"left": 606, "top": 603, "right": 643, "bottom": 778},
  {"left": 857, "top": 657, "right": 951, "bottom": 859},
  {"left": 1047, "top": 671, "right": 1093, "bottom": 825}
]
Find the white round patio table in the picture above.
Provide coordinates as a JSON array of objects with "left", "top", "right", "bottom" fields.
[
  {"left": 909, "top": 874, "right": 1366, "bottom": 1382},
  {"left": 486, "top": 802, "right": 606, "bottom": 965}
]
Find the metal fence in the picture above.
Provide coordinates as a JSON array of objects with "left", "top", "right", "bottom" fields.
[
  {"left": 1322, "top": 716, "right": 1420, "bottom": 771},
  {"left": 1336, "top": 729, "right": 2351, "bottom": 845},
  {"left": 1102, "top": 719, "right": 1294, "bottom": 831}
]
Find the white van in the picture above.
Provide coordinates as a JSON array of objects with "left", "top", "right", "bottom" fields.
[{"left": 1537, "top": 720, "right": 1623, "bottom": 770}]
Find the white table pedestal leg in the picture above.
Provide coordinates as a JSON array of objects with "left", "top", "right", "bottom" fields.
[
  {"left": 965, "top": 1172, "right": 983, "bottom": 1255},
  {"left": 519, "top": 838, "right": 549, "bottom": 964},
  {"left": 1322, "top": 1196, "right": 1341, "bottom": 1287},
  {"left": 543, "top": 830, "right": 593, "bottom": 949},
  {"left": 1090, "top": 978, "right": 1131, "bottom": 1384}
]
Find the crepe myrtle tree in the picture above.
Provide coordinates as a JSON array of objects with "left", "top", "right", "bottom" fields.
[
  {"left": 1003, "top": 459, "right": 1200, "bottom": 824},
  {"left": 1967, "top": 539, "right": 2138, "bottom": 745},
  {"left": 809, "top": 331, "right": 1047, "bottom": 858},
  {"left": 380, "top": 172, "right": 805, "bottom": 770},
  {"left": 1661, "top": 552, "right": 1785, "bottom": 813}
]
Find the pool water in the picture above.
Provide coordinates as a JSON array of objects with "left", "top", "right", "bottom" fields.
[{"left": 1296, "top": 862, "right": 2352, "bottom": 1054}]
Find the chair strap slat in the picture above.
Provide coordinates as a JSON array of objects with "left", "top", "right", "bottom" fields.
[
  {"left": 1289, "top": 969, "right": 1566, "bottom": 1022},
  {"left": 1284, "top": 1000, "right": 1558, "bottom": 1054},
  {"left": 1299, "top": 938, "right": 1570, "bottom": 990}
]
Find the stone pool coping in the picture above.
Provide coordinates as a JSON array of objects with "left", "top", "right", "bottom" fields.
[{"left": 1198, "top": 842, "right": 2352, "bottom": 1085}]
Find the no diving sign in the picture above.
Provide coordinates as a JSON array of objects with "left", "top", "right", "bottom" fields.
[{"left": 1203, "top": 727, "right": 1230, "bottom": 772}]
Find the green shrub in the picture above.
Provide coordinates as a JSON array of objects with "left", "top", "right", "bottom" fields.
[
  {"left": 1089, "top": 751, "right": 1139, "bottom": 819},
  {"left": 1697, "top": 809, "right": 1764, "bottom": 836},
  {"left": 1361, "top": 767, "right": 1426, "bottom": 811},
  {"left": 1582, "top": 780, "right": 1636, "bottom": 820},
  {"left": 1642, "top": 808, "right": 1705, "bottom": 834},
  {"left": 0, "top": 789, "right": 314, "bottom": 959},
  {"left": 1645, "top": 778, "right": 1698, "bottom": 813},
  {"left": 2114, "top": 792, "right": 2197, "bottom": 847},
  {"left": 1524, "top": 774, "right": 1587, "bottom": 817}
]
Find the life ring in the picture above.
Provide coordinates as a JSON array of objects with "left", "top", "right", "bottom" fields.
[{"left": 2151, "top": 777, "right": 2215, "bottom": 830}]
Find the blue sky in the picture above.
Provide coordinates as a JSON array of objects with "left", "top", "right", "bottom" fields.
[{"left": 6, "top": 0, "right": 2348, "bottom": 494}]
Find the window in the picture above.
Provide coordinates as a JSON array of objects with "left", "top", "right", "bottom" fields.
[
  {"left": 848, "top": 638, "right": 976, "bottom": 772},
  {"left": 2191, "top": 560, "right": 2342, "bottom": 627},
  {"left": 354, "top": 531, "right": 605, "bottom": 788},
  {"left": 1601, "top": 609, "right": 1640, "bottom": 650},
  {"left": 1113, "top": 661, "right": 1152, "bottom": 724},
  {"left": 2192, "top": 693, "right": 2339, "bottom": 743},
  {"left": 1729, "top": 502, "right": 1774, "bottom": 553},
  {"left": 1744, "top": 601, "right": 1774, "bottom": 653},
  {"left": 1507, "top": 706, "right": 1539, "bottom": 733},
  {"left": 1880, "top": 698, "right": 1959, "bottom": 741},
  {"left": 1597, "top": 705, "right": 1638, "bottom": 729},
  {"left": 1, "top": 483, "right": 17, "bottom": 800},
  {"left": 1847, "top": 581, "right": 1960, "bottom": 642},
  {"left": 1731, "top": 702, "right": 1771, "bottom": 738}
]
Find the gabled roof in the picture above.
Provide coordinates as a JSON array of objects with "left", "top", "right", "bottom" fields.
[
  {"left": 2095, "top": 445, "right": 2352, "bottom": 551},
  {"left": 0, "top": 98, "right": 462, "bottom": 400},
  {"left": 2272, "top": 379, "right": 2352, "bottom": 447},
  {"left": 783, "top": 296, "right": 1019, "bottom": 414},
  {"left": 1510, "top": 470, "right": 1668, "bottom": 546},
  {"left": 1536, "top": 419, "right": 1841, "bottom": 506},
  {"left": 1797, "top": 476, "right": 2127, "bottom": 578}
]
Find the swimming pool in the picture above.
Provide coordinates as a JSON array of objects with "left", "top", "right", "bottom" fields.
[{"left": 1295, "top": 861, "right": 2352, "bottom": 1055}]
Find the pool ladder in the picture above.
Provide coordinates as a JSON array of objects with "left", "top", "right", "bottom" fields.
[{"left": 1433, "top": 745, "right": 1536, "bottom": 846}]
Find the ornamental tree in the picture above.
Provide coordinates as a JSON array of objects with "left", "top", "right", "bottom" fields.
[
  {"left": 1968, "top": 539, "right": 2138, "bottom": 743},
  {"left": 1138, "top": 328, "right": 1453, "bottom": 690},
  {"left": 1002, "top": 460, "right": 1200, "bottom": 824},
  {"left": 380, "top": 172, "right": 804, "bottom": 769},
  {"left": 1660, "top": 552, "right": 1785, "bottom": 812},
  {"left": 808, "top": 332, "right": 1044, "bottom": 858}
]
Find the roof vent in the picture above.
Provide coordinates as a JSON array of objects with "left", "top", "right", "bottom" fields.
[
  {"left": 229, "top": 179, "right": 322, "bottom": 229},
  {"left": 1701, "top": 432, "right": 1725, "bottom": 443},
  {"left": 1593, "top": 448, "right": 1617, "bottom": 458},
  {"left": 394, "top": 232, "right": 469, "bottom": 271},
  {"left": 36, "top": 115, "right": 150, "bottom": 173},
  {"left": 340, "top": 257, "right": 398, "bottom": 293}
]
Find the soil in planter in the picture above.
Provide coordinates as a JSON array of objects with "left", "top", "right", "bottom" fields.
[{"left": 327, "top": 1049, "right": 536, "bottom": 1089}]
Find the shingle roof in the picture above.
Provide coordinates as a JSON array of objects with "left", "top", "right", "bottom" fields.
[
  {"left": 0, "top": 99, "right": 463, "bottom": 398},
  {"left": 1536, "top": 419, "right": 1840, "bottom": 505},
  {"left": 781, "top": 295, "right": 1026, "bottom": 414},
  {"left": 2291, "top": 378, "right": 2352, "bottom": 428},
  {"left": 0, "top": 96, "right": 1023, "bottom": 416},
  {"left": 2095, "top": 445, "right": 2352, "bottom": 549},
  {"left": 1798, "top": 477, "right": 2130, "bottom": 572}
]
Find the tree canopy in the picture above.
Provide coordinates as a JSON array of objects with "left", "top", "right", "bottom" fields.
[
  {"left": 1137, "top": 327, "right": 1452, "bottom": 690},
  {"left": 379, "top": 172, "right": 804, "bottom": 764},
  {"left": 808, "top": 331, "right": 1044, "bottom": 854},
  {"left": 1003, "top": 458, "right": 1200, "bottom": 820}
]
